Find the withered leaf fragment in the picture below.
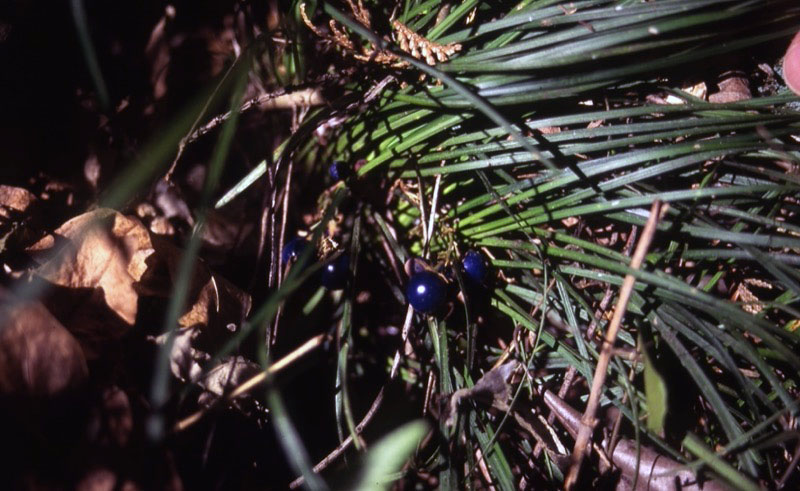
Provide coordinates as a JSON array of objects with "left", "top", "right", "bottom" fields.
[
  {"left": 543, "top": 391, "right": 727, "bottom": 491},
  {"left": 0, "top": 286, "right": 88, "bottom": 395},
  {"left": 27, "top": 208, "right": 155, "bottom": 358},
  {"left": 444, "top": 361, "right": 520, "bottom": 427}
]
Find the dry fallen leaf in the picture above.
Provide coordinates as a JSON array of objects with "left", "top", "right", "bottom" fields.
[
  {"left": 197, "top": 356, "right": 268, "bottom": 424},
  {"left": 0, "top": 286, "right": 88, "bottom": 395},
  {"left": 0, "top": 184, "right": 36, "bottom": 220},
  {"left": 27, "top": 208, "right": 155, "bottom": 357},
  {"left": 25, "top": 207, "right": 250, "bottom": 366},
  {"left": 140, "top": 235, "right": 252, "bottom": 390},
  {"left": 0, "top": 185, "right": 40, "bottom": 260},
  {"left": 444, "top": 361, "right": 520, "bottom": 427},
  {"left": 709, "top": 76, "right": 751, "bottom": 103},
  {"left": 144, "top": 235, "right": 252, "bottom": 334},
  {"left": 542, "top": 391, "right": 727, "bottom": 491},
  {"left": 149, "top": 326, "right": 207, "bottom": 383}
]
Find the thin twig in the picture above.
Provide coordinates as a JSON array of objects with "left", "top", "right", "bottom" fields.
[
  {"left": 271, "top": 158, "right": 294, "bottom": 346},
  {"left": 185, "top": 88, "right": 324, "bottom": 148},
  {"left": 173, "top": 333, "right": 329, "bottom": 432},
  {"left": 605, "top": 354, "right": 639, "bottom": 459},
  {"left": 534, "top": 365, "right": 576, "bottom": 459},
  {"left": 389, "top": 305, "right": 416, "bottom": 379},
  {"left": 586, "top": 285, "right": 615, "bottom": 340},
  {"left": 422, "top": 171, "right": 442, "bottom": 260},
  {"left": 165, "top": 58, "right": 242, "bottom": 182},
  {"left": 778, "top": 438, "right": 800, "bottom": 489},
  {"left": 552, "top": 280, "right": 616, "bottom": 456},
  {"left": 475, "top": 446, "right": 497, "bottom": 491},
  {"left": 564, "top": 200, "right": 662, "bottom": 490},
  {"left": 415, "top": 171, "right": 429, "bottom": 247},
  {"left": 423, "top": 370, "right": 436, "bottom": 417},
  {"left": 379, "top": 232, "right": 404, "bottom": 286},
  {"left": 289, "top": 386, "right": 386, "bottom": 489}
]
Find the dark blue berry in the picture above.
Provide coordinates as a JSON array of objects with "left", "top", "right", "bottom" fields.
[
  {"left": 329, "top": 161, "right": 351, "bottom": 181},
  {"left": 406, "top": 271, "right": 447, "bottom": 314},
  {"left": 321, "top": 253, "right": 350, "bottom": 290},
  {"left": 282, "top": 237, "right": 308, "bottom": 264},
  {"left": 462, "top": 250, "right": 489, "bottom": 285}
]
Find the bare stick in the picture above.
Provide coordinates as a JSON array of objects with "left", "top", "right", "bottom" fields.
[
  {"left": 475, "top": 446, "right": 497, "bottom": 491},
  {"left": 173, "top": 333, "right": 329, "bottom": 432},
  {"left": 605, "top": 354, "right": 639, "bottom": 460},
  {"left": 189, "top": 89, "right": 324, "bottom": 147},
  {"left": 564, "top": 200, "right": 662, "bottom": 490},
  {"left": 271, "top": 158, "right": 295, "bottom": 346},
  {"left": 422, "top": 171, "right": 442, "bottom": 259},
  {"left": 389, "top": 305, "right": 416, "bottom": 379},
  {"left": 289, "top": 386, "right": 386, "bottom": 489}
]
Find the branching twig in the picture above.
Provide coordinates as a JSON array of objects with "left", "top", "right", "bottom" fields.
[
  {"left": 564, "top": 200, "right": 663, "bottom": 490},
  {"left": 187, "top": 88, "right": 325, "bottom": 148}
]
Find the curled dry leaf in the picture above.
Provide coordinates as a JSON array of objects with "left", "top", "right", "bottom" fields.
[
  {"left": 0, "top": 185, "right": 39, "bottom": 257},
  {"left": 444, "top": 361, "right": 520, "bottom": 427},
  {"left": 613, "top": 438, "right": 726, "bottom": 491},
  {"left": 197, "top": 356, "right": 268, "bottom": 423},
  {"left": 200, "top": 355, "right": 262, "bottom": 397},
  {"left": 709, "top": 76, "right": 751, "bottom": 103},
  {"left": 542, "top": 391, "right": 726, "bottom": 491},
  {"left": 144, "top": 235, "right": 252, "bottom": 334},
  {"left": 0, "top": 286, "right": 88, "bottom": 396},
  {"left": 27, "top": 208, "right": 155, "bottom": 358},
  {"left": 142, "top": 236, "right": 251, "bottom": 389},
  {"left": 178, "top": 273, "right": 251, "bottom": 331},
  {"left": 149, "top": 326, "right": 207, "bottom": 383},
  {"left": 0, "top": 184, "right": 36, "bottom": 219}
]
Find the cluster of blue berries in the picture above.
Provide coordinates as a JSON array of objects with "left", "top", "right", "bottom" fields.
[
  {"left": 278, "top": 161, "right": 356, "bottom": 292},
  {"left": 288, "top": 161, "right": 491, "bottom": 311},
  {"left": 281, "top": 236, "right": 350, "bottom": 290},
  {"left": 406, "top": 250, "right": 490, "bottom": 315}
]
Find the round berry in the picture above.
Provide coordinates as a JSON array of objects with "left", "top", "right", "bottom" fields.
[
  {"left": 462, "top": 250, "right": 489, "bottom": 284},
  {"left": 329, "top": 160, "right": 351, "bottom": 181},
  {"left": 282, "top": 237, "right": 308, "bottom": 264},
  {"left": 406, "top": 271, "right": 447, "bottom": 314},
  {"left": 321, "top": 253, "right": 350, "bottom": 290}
]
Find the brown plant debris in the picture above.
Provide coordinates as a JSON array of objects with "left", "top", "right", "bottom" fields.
[
  {"left": 300, "top": 2, "right": 461, "bottom": 68},
  {"left": 0, "top": 286, "right": 88, "bottom": 396}
]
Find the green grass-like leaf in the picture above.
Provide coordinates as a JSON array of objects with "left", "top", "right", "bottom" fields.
[{"left": 353, "top": 420, "right": 428, "bottom": 491}]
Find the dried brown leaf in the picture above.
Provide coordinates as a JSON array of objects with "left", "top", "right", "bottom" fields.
[
  {"left": 709, "top": 76, "right": 751, "bottom": 103},
  {"left": 26, "top": 209, "right": 155, "bottom": 357},
  {"left": 543, "top": 391, "right": 727, "bottom": 490},
  {"left": 145, "top": 236, "right": 251, "bottom": 331},
  {"left": 444, "top": 361, "right": 520, "bottom": 426},
  {"left": 0, "top": 286, "right": 88, "bottom": 396},
  {"left": 29, "top": 208, "right": 154, "bottom": 324},
  {"left": 0, "top": 184, "right": 36, "bottom": 220}
]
